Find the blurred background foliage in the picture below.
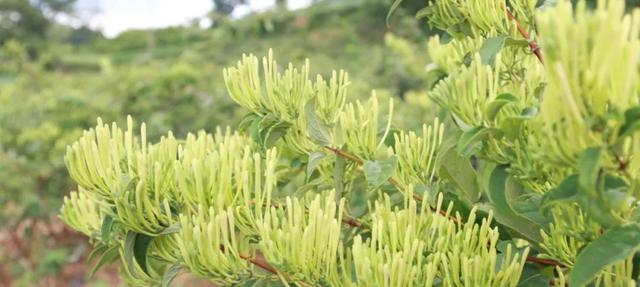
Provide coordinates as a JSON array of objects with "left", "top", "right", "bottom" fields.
[
  {"left": 1, "top": 0, "right": 638, "bottom": 285},
  {"left": 0, "top": 0, "right": 436, "bottom": 285}
]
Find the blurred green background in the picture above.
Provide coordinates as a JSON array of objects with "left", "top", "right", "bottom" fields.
[{"left": 0, "top": 0, "right": 435, "bottom": 285}]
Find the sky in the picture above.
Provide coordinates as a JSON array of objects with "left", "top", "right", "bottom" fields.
[{"left": 73, "top": 0, "right": 312, "bottom": 38}]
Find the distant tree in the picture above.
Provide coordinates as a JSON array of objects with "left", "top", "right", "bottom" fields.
[
  {"left": 276, "top": 0, "right": 288, "bottom": 11},
  {"left": 212, "top": 0, "right": 247, "bottom": 17},
  {"left": 34, "top": 0, "right": 77, "bottom": 18},
  {"left": 66, "top": 25, "right": 103, "bottom": 46},
  {"left": 0, "top": 0, "right": 48, "bottom": 46}
]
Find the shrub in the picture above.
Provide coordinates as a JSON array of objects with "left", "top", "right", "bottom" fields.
[{"left": 60, "top": 0, "right": 640, "bottom": 286}]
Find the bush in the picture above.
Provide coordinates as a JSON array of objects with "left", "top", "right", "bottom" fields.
[{"left": 60, "top": 0, "right": 640, "bottom": 286}]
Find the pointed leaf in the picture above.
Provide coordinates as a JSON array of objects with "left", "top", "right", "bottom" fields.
[
  {"left": 261, "top": 121, "right": 289, "bottom": 148},
  {"left": 89, "top": 245, "right": 119, "bottom": 278},
  {"left": 438, "top": 146, "right": 480, "bottom": 202},
  {"left": 305, "top": 99, "right": 332, "bottom": 146},
  {"left": 485, "top": 93, "right": 519, "bottom": 121},
  {"left": 488, "top": 165, "right": 543, "bottom": 243},
  {"left": 87, "top": 243, "right": 108, "bottom": 263},
  {"left": 479, "top": 36, "right": 507, "bottom": 66},
  {"left": 158, "top": 223, "right": 181, "bottom": 236},
  {"left": 161, "top": 263, "right": 184, "bottom": 287},
  {"left": 457, "top": 126, "right": 499, "bottom": 157},
  {"left": 307, "top": 151, "right": 326, "bottom": 180},
  {"left": 540, "top": 174, "right": 579, "bottom": 214},
  {"left": 238, "top": 113, "right": 260, "bottom": 131},
  {"left": 619, "top": 107, "right": 640, "bottom": 138},
  {"left": 101, "top": 215, "right": 114, "bottom": 243},
  {"left": 386, "top": 0, "right": 404, "bottom": 26},
  {"left": 415, "top": 6, "right": 431, "bottom": 19},
  {"left": 578, "top": 147, "right": 602, "bottom": 197},
  {"left": 571, "top": 223, "right": 640, "bottom": 287},
  {"left": 124, "top": 231, "right": 154, "bottom": 275},
  {"left": 446, "top": 20, "right": 474, "bottom": 38}
]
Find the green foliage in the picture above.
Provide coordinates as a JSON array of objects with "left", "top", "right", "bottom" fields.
[
  {"left": 58, "top": 48, "right": 531, "bottom": 285},
  {"left": 571, "top": 223, "right": 640, "bottom": 286},
  {"left": 0, "top": 0, "right": 48, "bottom": 46},
  {"left": 18, "top": 0, "right": 640, "bottom": 286},
  {"left": 0, "top": 2, "right": 459, "bottom": 286}
]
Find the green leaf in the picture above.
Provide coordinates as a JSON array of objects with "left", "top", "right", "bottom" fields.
[
  {"left": 446, "top": 20, "right": 474, "bottom": 38},
  {"left": 583, "top": 173, "right": 625, "bottom": 228},
  {"left": 488, "top": 165, "right": 544, "bottom": 243},
  {"left": 161, "top": 263, "right": 184, "bottom": 287},
  {"left": 485, "top": 93, "right": 519, "bottom": 121},
  {"left": 363, "top": 156, "right": 398, "bottom": 190},
  {"left": 499, "top": 117, "right": 525, "bottom": 140},
  {"left": 457, "top": 126, "right": 499, "bottom": 157},
  {"left": 578, "top": 147, "right": 602, "bottom": 197},
  {"left": 89, "top": 245, "right": 119, "bottom": 278},
  {"left": 601, "top": 173, "right": 629, "bottom": 211},
  {"left": 386, "top": 0, "right": 404, "bottom": 26},
  {"left": 518, "top": 270, "right": 551, "bottom": 287},
  {"left": 307, "top": 151, "right": 326, "bottom": 180},
  {"left": 438, "top": 146, "right": 481, "bottom": 202},
  {"left": 479, "top": 36, "right": 507, "bottom": 66},
  {"left": 261, "top": 121, "right": 289, "bottom": 148},
  {"left": 540, "top": 174, "right": 579, "bottom": 214},
  {"left": 124, "top": 231, "right": 154, "bottom": 276},
  {"left": 541, "top": 173, "right": 622, "bottom": 228},
  {"left": 158, "top": 223, "right": 181, "bottom": 236},
  {"left": 566, "top": 158, "right": 626, "bottom": 225},
  {"left": 571, "top": 223, "right": 640, "bottom": 286},
  {"left": 101, "top": 215, "right": 114, "bottom": 242},
  {"left": 305, "top": 99, "right": 332, "bottom": 146},
  {"left": 248, "top": 116, "right": 262, "bottom": 145},
  {"left": 415, "top": 6, "right": 430, "bottom": 19},
  {"left": 619, "top": 107, "right": 640, "bottom": 138},
  {"left": 87, "top": 243, "right": 108, "bottom": 263},
  {"left": 238, "top": 113, "right": 260, "bottom": 132}
]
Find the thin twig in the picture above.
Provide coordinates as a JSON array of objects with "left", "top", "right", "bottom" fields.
[
  {"left": 341, "top": 217, "right": 363, "bottom": 228},
  {"left": 503, "top": 5, "right": 544, "bottom": 64},
  {"left": 526, "top": 256, "right": 564, "bottom": 267},
  {"left": 238, "top": 251, "right": 312, "bottom": 287},
  {"left": 241, "top": 252, "right": 279, "bottom": 274},
  {"left": 323, "top": 146, "right": 364, "bottom": 165}
]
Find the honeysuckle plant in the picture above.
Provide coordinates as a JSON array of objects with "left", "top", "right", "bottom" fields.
[{"left": 60, "top": 0, "right": 640, "bottom": 286}]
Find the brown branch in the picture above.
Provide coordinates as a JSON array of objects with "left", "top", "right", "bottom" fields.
[
  {"left": 526, "top": 256, "right": 564, "bottom": 267},
  {"left": 324, "top": 146, "right": 364, "bottom": 165},
  {"left": 241, "top": 252, "right": 280, "bottom": 275},
  {"left": 341, "top": 217, "right": 363, "bottom": 228},
  {"left": 503, "top": 5, "right": 544, "bottom": 64},
  {"left": 227, "top": 248, "right": 312, "bottom": 287}
]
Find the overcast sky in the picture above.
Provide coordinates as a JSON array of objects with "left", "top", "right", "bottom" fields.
[{"left": 74, "top": 0, "right": 312, "bottom": 38}]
